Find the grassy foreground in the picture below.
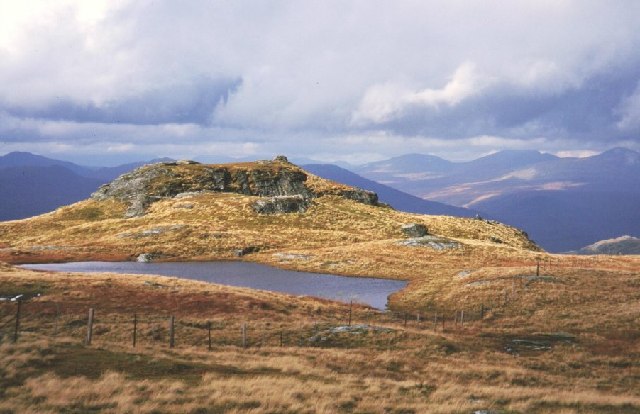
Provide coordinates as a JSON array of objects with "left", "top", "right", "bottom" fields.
[{"left": 1, "top": 263, "right": 640, "bottom": 414}]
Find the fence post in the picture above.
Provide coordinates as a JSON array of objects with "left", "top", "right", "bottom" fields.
[
  {"left": 13, "top": 300, "right": 22, "bottom": 343},
  {"left": 480, "top": 304, "right": 485, "bottom": 319},
  {"left": 85, "top": 308, "right": 94, "bottom": 346},
  {"left": 242, "top": 323, "right": 247, "bottom": 348},
  {"left": 169, "top": 315, "right": 175, "bottom": 348},
  {"left": 207, "top": 321, "right": 212, "bottom": 351},
  {"left": 132, "top": 314, "right": 137, "bottom": 348},
  {"left": 53, "top": 303, "right": 60, "bottom": 336},
  {"left": 536, "top": 258, "right": 540, "bottom": 276},
  {"left": 460, "top": 310, "right": 464, "bottom": 327},
  {"left": 442, "top": 316, "right": 445, "bottom": 332},
  {"left": 416, "top": 312, "right": 421, "bottom": 323},
  {"left": 348, "top": 300, "right": 353, "bottom": 326}
]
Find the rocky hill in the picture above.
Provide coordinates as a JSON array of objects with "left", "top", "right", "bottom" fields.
[
  {"left": 0, "top": 156, "right": 542, "bottom": 310},
  {"left": 90, "top": 156, "right": 377, "bottom": 218},
  {"left": 576, "top": 235, "right": 640, "bottom": 255}
]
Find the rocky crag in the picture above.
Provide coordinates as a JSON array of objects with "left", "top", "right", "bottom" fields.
[{"left": 92, "top": 156, "right": 378, "bottom": 217}]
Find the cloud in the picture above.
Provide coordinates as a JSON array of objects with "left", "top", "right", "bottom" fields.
[
  {"left": 616, "top": 81, "right": 640, "bottom": 132},
  {"left": 1, "top": 0, "right": 640, "bottom": 163},
  {"left": 351, "top": 63, "right": 486, "bottom": 124},
  {"left": 2, "top": 77, "right": 241, "bottom": 125}
]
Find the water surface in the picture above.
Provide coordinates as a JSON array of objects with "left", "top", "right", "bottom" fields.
[{"left": 22, "top": 261, "right": 406, "bottom": 310}]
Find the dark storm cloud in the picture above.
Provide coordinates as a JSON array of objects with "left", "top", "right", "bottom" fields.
[{"left": 2, "top": 77, "right": 241, "bottom": 126}]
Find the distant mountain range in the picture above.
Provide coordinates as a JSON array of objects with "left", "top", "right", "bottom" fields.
[
  {"left": 354, "top": 148, "right": 640, "bottom": 252},
  {"left": 0, "top": 152, "right": 173, "bottom": 221},
  {"left": 0, "top": 151, "right": 474, "bottom": 222},
  {"left": 302, "top": 164, "right": 477, "bottom": 217},
  {"left": 2, "top": 148, "right": 639, "bottom": 253}
]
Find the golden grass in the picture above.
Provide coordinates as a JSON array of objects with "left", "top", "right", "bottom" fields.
[{"left": 1, "top": 264, "right": 640, "bottom": 413}]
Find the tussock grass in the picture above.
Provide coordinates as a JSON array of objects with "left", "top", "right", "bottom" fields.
[{"left": 1, "top": 265, "right": 640, "bottom": 413}]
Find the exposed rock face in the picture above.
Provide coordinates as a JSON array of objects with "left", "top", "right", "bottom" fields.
[
  {"left": 252, "top": 195, "right": 311, "bottom": 214},
  {"left": 339, "top": 189, "right": 378, "bottom": 205},
  {"left": 397, "top": 235, "right": 460, "bottom": 250},
  {"left": 92, "top": 158, "right": 378, "bottom": 217},
  {"left": 401, "top": 223, "right": 428, "bottom": 237}
]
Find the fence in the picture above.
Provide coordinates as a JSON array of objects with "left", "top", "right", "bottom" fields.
[{"left": 0, "top": 298, "right": 493, "bottom": 350}]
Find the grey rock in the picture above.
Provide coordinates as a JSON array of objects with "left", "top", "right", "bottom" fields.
[
  {"left": 466, "top": 280, "right": 492, "bottom": 287},
  {"left": 401, "top": 223, "right": 428, "bottom": 237},
  {"left": 174, "top": 202, "right": 194, "bottom": 209},
  {"left": 398, "top": 235, "right": 459, "bottom": 250},
  {"left": 252, "top": 195, "right": 311, "bottom": 214},
  {"left": 137, "top": 253, "right": 156, "bottom": 263},
  {"left": 339, "top": 189, "right": 378, "bottom": 206},
  {"left": 273, "top": 155, "right": 289, "bottom": 163},
  {"left": 234, "top": 246, "right": 260, "bottom": 257},
  {"left": 273, "top": 252, "right": 312, "bottom": 261}
]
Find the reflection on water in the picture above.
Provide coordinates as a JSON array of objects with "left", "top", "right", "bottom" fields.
[{"left": 21, "top": 261, "right": 406, "bottom": 310}]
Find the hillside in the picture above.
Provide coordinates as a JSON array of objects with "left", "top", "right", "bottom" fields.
[
  {"left": 0, "top": 166, "right": 104, "bottom": 221},
  {"left": 575, "top": 235, "right": 640, "bottom": 255},
  {"left": 0, "top": 152, "right": 176, "bottom": 221},
  {"left": 0, "top": 156, "right": 542, "bottom": 310},
  {"left": 354, "top": 148, "right": 640, "bottom": 251},
  {"left": 302, "top": 163, "right": 478, "bottom": 217}
]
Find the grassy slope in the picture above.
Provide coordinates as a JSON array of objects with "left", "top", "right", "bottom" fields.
[{"left": 1, "top": 265, "right": 640, "bottom": 414}]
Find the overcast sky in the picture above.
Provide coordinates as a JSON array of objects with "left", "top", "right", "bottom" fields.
[{"left": 1, "top": 0, "right": 640, "bottom": 165}]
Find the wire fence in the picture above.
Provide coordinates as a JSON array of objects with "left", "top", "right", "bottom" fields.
[{"left": 0, "top": 298, "right": 493, "bottom": 350}]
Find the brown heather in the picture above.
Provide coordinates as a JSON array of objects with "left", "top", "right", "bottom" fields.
[{"left": 0, "top": 160, "right": 639, "bottom": 413}]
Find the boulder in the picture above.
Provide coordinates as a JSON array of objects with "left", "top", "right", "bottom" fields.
[
  {"left": 401, "top": 223, "right": 428, "bottom": 237},
  {"left": 252, "top": 195, "right": 310, "bottom": 214},
  {"left": 137, "top": 253, "right": 156, "bottom": 262},
  {"left": 339, "top": 189, "right": 378, "bottom": 206},
  {"left": 397, "top": 235, "right": 459, "bottom": 250},
  {"left": 273, "top": 155, "right": 290, "bottom": 163}
]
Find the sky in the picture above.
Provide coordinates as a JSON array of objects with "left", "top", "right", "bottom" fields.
[{"left": 1, "top": 0, "right": 640, "bottom": 166}]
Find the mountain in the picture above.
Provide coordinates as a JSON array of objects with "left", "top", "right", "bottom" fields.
[
  {"left": 354, "top": 148, "right": 640, "bottom": 252},
  {"left": 83, "top": 158, "right": 175, "bottom": 182},
  {"left": 471, "top": 190, "right": 640, "bottom": 252},
  {"left": 0, "top": 151, "right": 92, "bottom": 176},
  {"left": 0, "top": 152, "right": 176, "bottom": 182},
  {"left": 302, "top": 163, "right": 477, "bottom": 217},
  {"left": 575, "top": 235, "right": 640, "bottom": 255},
  {"left": 0, "top": 152, "right": 177, "bottom": 220},
  {"left": 0, "top": 166, "right": 104, "bottom": 221},
  {"left": 0, "top": 157, "right": 539, "bottom": 268},
  {"left": 355, "top": 153, "right": 455, "bottom": 186}
]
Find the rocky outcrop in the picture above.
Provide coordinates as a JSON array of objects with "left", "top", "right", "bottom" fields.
[
  {"left": 338, "top": 189, "right": 378, "bottom": 205},
  {"left": 92, "top": 157, "right": 379, "bottom": 217},
  {"left": 401, "top": 223, "right": 428, "bottom": 237},
  {"left": 397, "top": 235, "right": 460, "bottom": 250},
  {"left": 252, "top": 195, "right": 311, "bottom": 214}
]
